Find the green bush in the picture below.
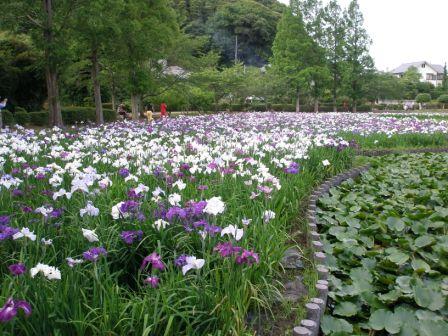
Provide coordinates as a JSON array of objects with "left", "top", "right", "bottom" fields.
[
  {"left": 416, "top": 93, "right": 431, "bottom": 104},
  {"left": 29, "top": 111, "right": 48, "bottom": 126},
  {"left": 15, "top": 111, "right": 30, "bottom": 125},
  {"left": 437, "top": 94, "right": 448, "bottom": 108},
  {"left": 102, "top": 103, "right": 113, "bottom": 110},
  {"left": 2, "top": 110, "right": 15, "bottom": 125},
  {"left": 357, "top": 104, "right": 372, "bottom": 112},
  {"left": 230, "top": 104, "right": 243, "bottom": 112},
  {"left": 15, "top": 106, "right": 28, "bottom": 113},
  {"left": 61, "top": 107, "right": 116, "bottom": 124},
  {"left": 188, "top": 88, "right": 214, "bottom": 111},
  {"left": 248, "top": 103, "right": 267, "bottom": 112}
]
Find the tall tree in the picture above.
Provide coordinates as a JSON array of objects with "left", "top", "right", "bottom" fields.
[
  {"left": 321, "top": 0, "right": 346, "bottom": 112},
  {"left": 0, "top": 0, "right": 81, "bottom": 126},
  {"left": 114, "top": 0, "right": 179, "bottom": 119},
  {"left": 70, "top": 0, "right": 122, "bottom": 124},
  {"left": 290, "top": 0, "right": 323, "bottom": 43},
  {"left": 271, "top": 8, "right": 323, "bottom": 112},
  {"left": 343, "top": 0, "right": 373, "bottom": 112}
]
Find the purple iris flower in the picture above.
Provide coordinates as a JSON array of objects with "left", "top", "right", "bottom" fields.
[
  {"left": 140, "top": 252, "right": 165, "bottom": 271},
  {"left": 21, "top": 206, "right": 33, "bottom": 213},
  {"left": 197, "top": 185, "right": 208, "bottom": 191},
  {"left": 0, "top": 226, "right": 19, "bottom": 241},
  {"left": 119, "top": 200, "right": 139, "bottom": 213},
  {"left": 50, "top": 208, "right": 64, "bottom": 218},
  {"left": 236, "top": 250, "right": 260, "bottom": 265},
  {"left": 0, "top": 298, "right": 32, "bottom": 322},
  {"left": 0, "top": 216, "right": 10, "bottom": 226},
  {"left": 174, "top": 254, "right": 188, "bottom": 267},
  {"left": 120, "top": 230, "right": 143, "bottom": 245},
  {"left": 11, "top": 189, "right": 24, "bottom": 197},
  {"left": 284, "top": 162, "right": 300, "bottom": 174},
  {"left": 143, "top": 276, "right": 160, "bottom": 288},
  {"left": 214, "top": 242, "right": 242, "bottom": 258},
  {"left": 118, "top": 168, "right": 130, "bottom": 178},
  {"left": 8, "top": 263, "right": 26, "bottom": 276},
  {"left": 83, "top": 247, "right": 107, "bottom": 262}
]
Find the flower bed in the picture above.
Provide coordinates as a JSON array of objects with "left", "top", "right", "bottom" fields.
[
  {"left": 1, "top": 113, "right": 448, "bottom": 334},
  {"left": 317, "top": 153, "right": 448, "bottom": 335}
]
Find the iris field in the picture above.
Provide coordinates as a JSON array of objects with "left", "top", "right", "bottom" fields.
[{"left": 1, "top": 112, "right": 448, "bottom": 335}]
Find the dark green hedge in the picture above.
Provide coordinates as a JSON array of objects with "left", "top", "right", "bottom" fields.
[
  {"left": 1, "top": 110, "right": 15, "bottom": 125},
  {"left": 28, "top": 107, "right": 116, "bottom": 126},
  {"left": 29, "top": 111, "right": 48, "bottom": 126},
  {"left": 15, "top": 111, "right": 31, "bottom": 125}
]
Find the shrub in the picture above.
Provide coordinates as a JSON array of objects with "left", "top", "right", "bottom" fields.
[
  {"left": 437, "top": 94, "right": 448, "bottom": 108},
  {"left": 357, "top": 104, "right": 372, "bottom": 112},
  {"left": 29, "top": 111, "right": 48, "bottom": 126},
  {"left": 15, "top": 106, "right": 28, "bottom": 113},
  {"left": 102, "top": 103, "right": 113, "bottom": 110},
  {"left": 230, "top": 104, "right": 243, "bottom": 112},
  {"left": 62, "top": 107, "right": 116, "bottom": 124},
  {"left": 15, "top": 111, "right": 30, "bottom": 125},
  {"left": 415, "top": 93, "right": 431, "bottom": 104},
  {"left": 2, "top": 110, "right": 15, "bottom": 125},
  {"left": 188, "top": 88, "right": 214, "bottom": 111}
]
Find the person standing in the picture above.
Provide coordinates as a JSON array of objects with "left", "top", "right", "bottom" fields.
[
  {"left": 160, "top": 102, "right": 168, "bottom": 118},
  {"left": 0, "top": 98, "right": 7, "bottom": 128},
  {"left": 144, "top": 106, "right": 153, "bottom": 123}
]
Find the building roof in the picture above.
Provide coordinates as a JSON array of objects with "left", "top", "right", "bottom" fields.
[{"left": 392, "top": 61, "right": 444, "bottom": 74}]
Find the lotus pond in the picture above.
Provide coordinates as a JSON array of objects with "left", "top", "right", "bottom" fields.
[
  {"left": 318, "top": 153, "right": 448, "bottom": 335},
  {"left": 0, "top": 112, "right": 447, "bottom": 335}
]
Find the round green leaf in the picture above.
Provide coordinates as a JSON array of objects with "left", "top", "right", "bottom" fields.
[{"left": 334, "top": 302, "right": 358, "bottom": 317}]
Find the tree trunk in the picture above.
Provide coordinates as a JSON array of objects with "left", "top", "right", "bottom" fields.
[
  {"left": 295, "top": 91, "right": 300, "bottom": 112},
  {"left": 111, "top": 83, "right": 116, "bottom": 113},
  {"left": 91, "top": 47, "right": 104, "bottom": 124},
  {"left": 131, "top": 94, "right": 141, "bottom": 120},
  {"left": 314, "top": 99, "right": 319, "bottom": 113},
  {"left": 352, "top": 102, "right": 357, "bottom": 113},
  {"left": 43, "top": 0, "right": 63, "bottom": 127}
]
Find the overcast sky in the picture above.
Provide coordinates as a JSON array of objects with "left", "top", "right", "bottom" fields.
[{"left": 278, "top": 0, "right": 447, "bottom": 71}]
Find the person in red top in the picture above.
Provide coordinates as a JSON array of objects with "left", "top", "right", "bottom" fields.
[{"left": 160, "top": 102, "right": 168, "bottom": 117}]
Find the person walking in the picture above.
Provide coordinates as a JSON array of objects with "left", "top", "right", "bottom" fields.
[
  {"left": 0, "top": 98, "right": 7, "bottom": 128},
  {"left": 160, "top": 102, "right": 168, "bottom": 118}
]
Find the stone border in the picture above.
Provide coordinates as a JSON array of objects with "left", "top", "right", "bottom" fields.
[
  {"left": 291, "top": 147, "right": 448, "bottom": 336},
  {"left": 355, "top": 147, "right": 448, "bottom": 157}
]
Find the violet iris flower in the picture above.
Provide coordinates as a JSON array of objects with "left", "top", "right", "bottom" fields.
[
  {"left": 120, "top": 230, "right": 143, "bottom": 245},
  {"left": 83, "top": 247, "right": 107, "bottom": 262},
  {"left": 8, "top": 263, "right": 26, "bottom": 276},
  {"left": 140, "top": 252, "right": 164, "bottom": 271},
  {"left": 0, "top": 298, "right": 32, "bottom": 323}
]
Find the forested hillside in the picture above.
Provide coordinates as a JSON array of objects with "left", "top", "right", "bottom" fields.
[{"left": 172, "top": 0, "right": 285, "bottom": 66}]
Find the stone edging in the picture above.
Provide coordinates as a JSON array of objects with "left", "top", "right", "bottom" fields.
[
  {"left": 290, "top": 147, "right": 448, "bottom": 336},
  {"left": 355, "top": 147, "right": 448, "bottom": 157}
]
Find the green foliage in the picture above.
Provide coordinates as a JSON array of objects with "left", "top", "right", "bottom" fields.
[
  {"left": 271, "top": 8, "right": 324, "bottom": 108},
  {"left": 28, "top": 107, "right": 116, "bottom": 126},
  {"left": 0, "top": 33, "right": 46, "bottom": 111},
  {"left": 437, "top": 94, "right": 448, "bottom": 104},
  {"left": 1, "top": 110, "right": 14, "bottom": 125},
  {"left": 343, "top": 0, "right": 374, "bottom": 111},
  {"left": 318, "top": 153, "right": 448, "bottom": 335},
  {"left": 415, "top": 93, "right": 431, "bottom": 103},
  {"left": 29, "top": 111, "right": 48, "bottom": 126},
  {"left": 14, "top": 111, "right": 30, "bottom": 125}
]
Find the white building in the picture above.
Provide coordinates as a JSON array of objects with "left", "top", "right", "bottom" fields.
[{"left": 391, "top": 61, "right": 444, "bottom": 86}]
